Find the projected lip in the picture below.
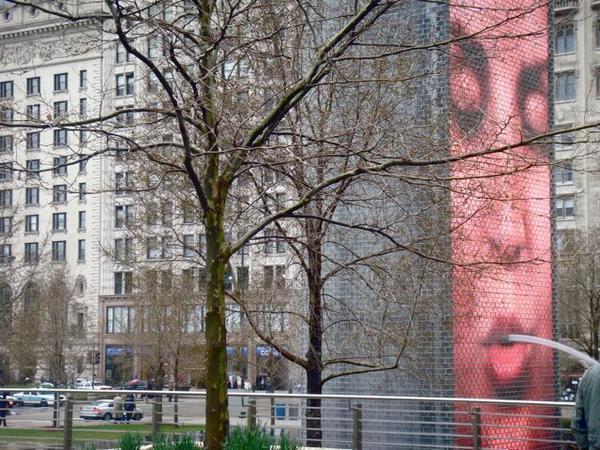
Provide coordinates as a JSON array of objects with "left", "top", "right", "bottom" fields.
[{"left": 482, "top": 318, "right": 532, "bottom": 398}]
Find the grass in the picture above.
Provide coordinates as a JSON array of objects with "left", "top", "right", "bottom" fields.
[{"left": 0, "top": 423, "right": 204, "bottom": 443}]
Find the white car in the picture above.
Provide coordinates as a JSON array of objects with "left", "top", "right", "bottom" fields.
[
  {"left": 74, "top": 379, "right": 112, "bottom": 390},
  {"left": 13, "top": 391, "right": 66, "bottom": 407}
]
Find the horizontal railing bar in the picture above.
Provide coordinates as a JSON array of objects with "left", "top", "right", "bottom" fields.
[{"left": 0, "top": 388, "right": 575, "bottom": 407}]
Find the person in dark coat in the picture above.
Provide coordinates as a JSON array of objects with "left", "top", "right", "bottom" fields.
[
  {"left": 0, "top": 393, "right": 8, "bottom": 427},
  {"left": 572, "top": 364, "right": 600, "bottom": 449},
  {"left": 124, "top": 394, "right": 136, "bottom": 422}
]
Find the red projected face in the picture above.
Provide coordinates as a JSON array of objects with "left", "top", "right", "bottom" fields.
[{"left": 450, "top": 1, "right": 553, "bottom": 448}]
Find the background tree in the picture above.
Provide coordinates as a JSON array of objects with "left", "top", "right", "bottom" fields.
[
  {"left": 557, "top": 227, "right": 600, "bottom": 360},
  {"left": 1, "top": 1, "right": 573, "bottom": 448}
]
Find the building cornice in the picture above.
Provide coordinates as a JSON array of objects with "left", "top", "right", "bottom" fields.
[{"left": 0, "top": 18, "right": 96, "bottom": 41}]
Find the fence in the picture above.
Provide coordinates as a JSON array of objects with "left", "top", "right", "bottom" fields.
[{"left": 0, "top": 388, "right": 578, "bottom": 449}]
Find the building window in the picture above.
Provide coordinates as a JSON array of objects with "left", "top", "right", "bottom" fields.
[
  {"left": 53, "top": 129, "right": 68, "bottom": 147},
  {"left": 53, "top": 100, "right": 68, "bottom": 119},
  {"left": 79, "top": 130, "right": 89, "bottom": 145},
  {"left": 26, "top": 104, "right": 40, "bottom": 120},
  {"left": 555, "top": 72, "right": 576, "bottom": 101},
  {"left": 555, "top": 197, "right": 575, "bottom": 219},
  {"left": 225, "top": 304, "right": 241, "bottom": 331},
  {"left": 116, "top": 73, "right": 134, "bottom": 96},
  {"left": 26, "top": 77, "right": 40, "bottom": 96},
  {"left": 237, "top": 266, "right": 249, "bottom": 292},
  {"left": 0, "top": 244, "right": 11, "bottom": 263},
  {"left": 115, "top": 238, "right": 133, "bottom": 261},
  {"left": 53, "top": 73, "right": 68, "bottom": 92},
  {"left": 182, "top": 202, "right": 195, "bottom": 223},
  {"left": 53, "top": 184, "right": 67, "bottom": 203},
  {"left": 0, "top": 81, "right": 13, "bottom": 99},
  {"left": 0, "top": 108, "right": 12, "bottom": 124},
  {"left": 79, "top": 154, "right": 88, "bottom": 173},
  {"left": 52, "top": 212, "right": 67, "bottom": 231},
  {"left": 116, "top": 106, "right": 134, "bottom": 125},
  {"left": 52, "top": 241, "right": 66, "bottom": 262},
  {"left": 115, "top": 171, "right": 132, "bottom": 194},
  {"left": 26, "top": 159, "right": 40, "bottom": 179},
  {"left": 0, "top": 136, "right": 13, "bottom": 153},
  {"left": 79, "top": 182, "right": 86, "bottom": 200},
  {"left": 115, "top": 43, "right": 132, "bottom": 64},
  {"left": 263, "top": 265, "right": 285, "bottom": 289},
  {"left": 0, "top": 216, "right": 11, "bottom": 235},
  {"left": 115, "top": 205, "right": 133, "bottom": 228},
  {"left": 147, "top": 37, "right": 164, "bottom": 59},
  {"left": 25, "top": 214, "right": 39, "bottom": 232},
  {"left": 78, "top": 211, "right": 86, "bottom": 229},
  {"left": 79, "top": 98, "right": 87, "bottom": 117},
  {"left": 146, "top": 238, "right": 162, "bottom": 259},
  {"left": 25, "top": 187, "right": 38, "bottom": 206},
  {"left": 554, "top": 161, "right": 574, "bottom": 184},
  {"left": 555, "top": 22, "right": 575, "bottom": 54},
  {"left": 0, "top": 163, "right": 12, "bottom": 181},
  {"left": 183, "top": 234, "right": 195, "bottom": 257},
  {"left": 53, "top": 156, "right": 68, "bottom": 175},
  {"left": 114, "top": 272, "right": 133, "bottom": 295},
  {"left": 26, "top": 132, "right": 40, "bottom": 150},
  {"left": 24, "top": 242, "right": 38, "bottom": 263},
  {"left": 78, "top": 239, "right": 85, "bottom": 262},
  {"left": 106, "top": 306, "right": 133, "bottom": 333},
  {"left": 0, "top": 190, "right": 11, "bottom": 207},
  {"left": 79, "top": 70, "right": 87, "bottom": 89}
]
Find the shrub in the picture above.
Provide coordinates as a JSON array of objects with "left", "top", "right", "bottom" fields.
[
  {"left": 224, "top": 426, "right": 274, "bottom": 450},
  {"left": 278, "top": 432, "right": 300, "bottom": 450},
  {"left": 153, "top": 433, "right": 200, "bottom": 450},
  {"left": 119, "top": 432, "right": 143, "bottom": 450}
]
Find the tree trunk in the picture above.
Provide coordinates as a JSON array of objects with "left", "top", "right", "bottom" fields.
[
  {"left": 305, "top": 222, "right": 324, "bottom": 448},
  {"left": 306, "top": 364, "right": 323, "bottom": 447},
  {"left": 204, "top": 210, "right": 229, "bottom": 450}
]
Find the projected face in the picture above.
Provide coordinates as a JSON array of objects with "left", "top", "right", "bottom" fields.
[{"left": 450, "top": 1, "right": 553, "bottom": 448}]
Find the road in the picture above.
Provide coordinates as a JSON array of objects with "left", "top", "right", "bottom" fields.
[{"left": 4, "top": 395, "right": 301, "bottom": 430}]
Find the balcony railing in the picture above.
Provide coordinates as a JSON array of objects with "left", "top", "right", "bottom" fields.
[
  {"left": 554, "top": 0, "right": 579, "bottom": 14},
  {"left": 0, "top": 388, "right": 578, "bottom": 449}
]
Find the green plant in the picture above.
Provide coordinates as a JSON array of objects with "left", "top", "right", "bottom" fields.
[
  {"left": 224, "top": 426, "right": 274, "bottom": 450},
  {"left": 78, "top": 443, "right": 97, "bottom": 450},
  {"left": 119, "top": 432, "right": 143, "bottom": 450},
  {"left": 278, "top": 432, "right": 300, "bottom": 450},
  {"left": 152, "top": 433, "right": 200, "bottom": 450}
]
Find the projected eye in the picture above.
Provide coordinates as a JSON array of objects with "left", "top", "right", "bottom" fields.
[
  {"left": 450, "top": 41, "right": 489, "bottom": 137},
  {"left": 518, "top": 65, "right": 548, "bottom": 138}
]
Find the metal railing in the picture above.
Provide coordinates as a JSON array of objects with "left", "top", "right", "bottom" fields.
[
  {"left": 554, "top": 0, "right": 579, "bottom": 10},
  {"left": 0, "top": 388, "right": 579, "bottom": 449}
]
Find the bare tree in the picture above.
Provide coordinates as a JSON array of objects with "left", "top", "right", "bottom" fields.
[
  {"left": 557, "top": 227, "right": 600, "bottom": 360},
  {"left": 0, "top": 1, "right": 577, "bottom": 448}
]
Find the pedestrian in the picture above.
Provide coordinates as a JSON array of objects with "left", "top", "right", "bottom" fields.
[
  {"left": 124, "top": 394, "right": 136, "bottom": 422},
  {"left": 113, "top": 394, "right": 124, "bottom": 422},
  {"left": 572, "top": 364, "right": 600, "bottom": 449},
  {"left": 0, "top": 393, "right": 8, "bottom": 427}
]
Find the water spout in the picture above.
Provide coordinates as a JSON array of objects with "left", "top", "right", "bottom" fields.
[{"left": 507, "top": 334, "right": 599, "bottom": 368}]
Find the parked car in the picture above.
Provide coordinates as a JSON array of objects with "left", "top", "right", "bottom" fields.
[
  {"left": 79, "top": 399, "right": 143, "bottom": 421},
  {"left": 13, "top": 391, "right": 66, "bottom": 407},
  {"left": 73, "top": 379, "right": 112, "bottom": 390}
]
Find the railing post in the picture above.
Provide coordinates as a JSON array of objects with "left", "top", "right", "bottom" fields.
[
  {"left": 52, "top": 392, "right": 60, "bottom": 428},
  {"left": 173, "top": 393, "right": 179, "bottom": 428},
  {"left": 152, "top": 395, "right": 162, "bottom": 439},
  {"left": 352, "top": 403, "right": 362, "bottom": 450},
  {"left": 471, "top": 407, "right": 481, "bottom": 450},
  {"left": 270, "top": 396, "right": 275, "bottom": 436},
  {"left": 247, "top": 398, "right": 256, "bottom": 428},
  {"left": 63, "top": 394, "right": 73, "bottom": 450}
]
